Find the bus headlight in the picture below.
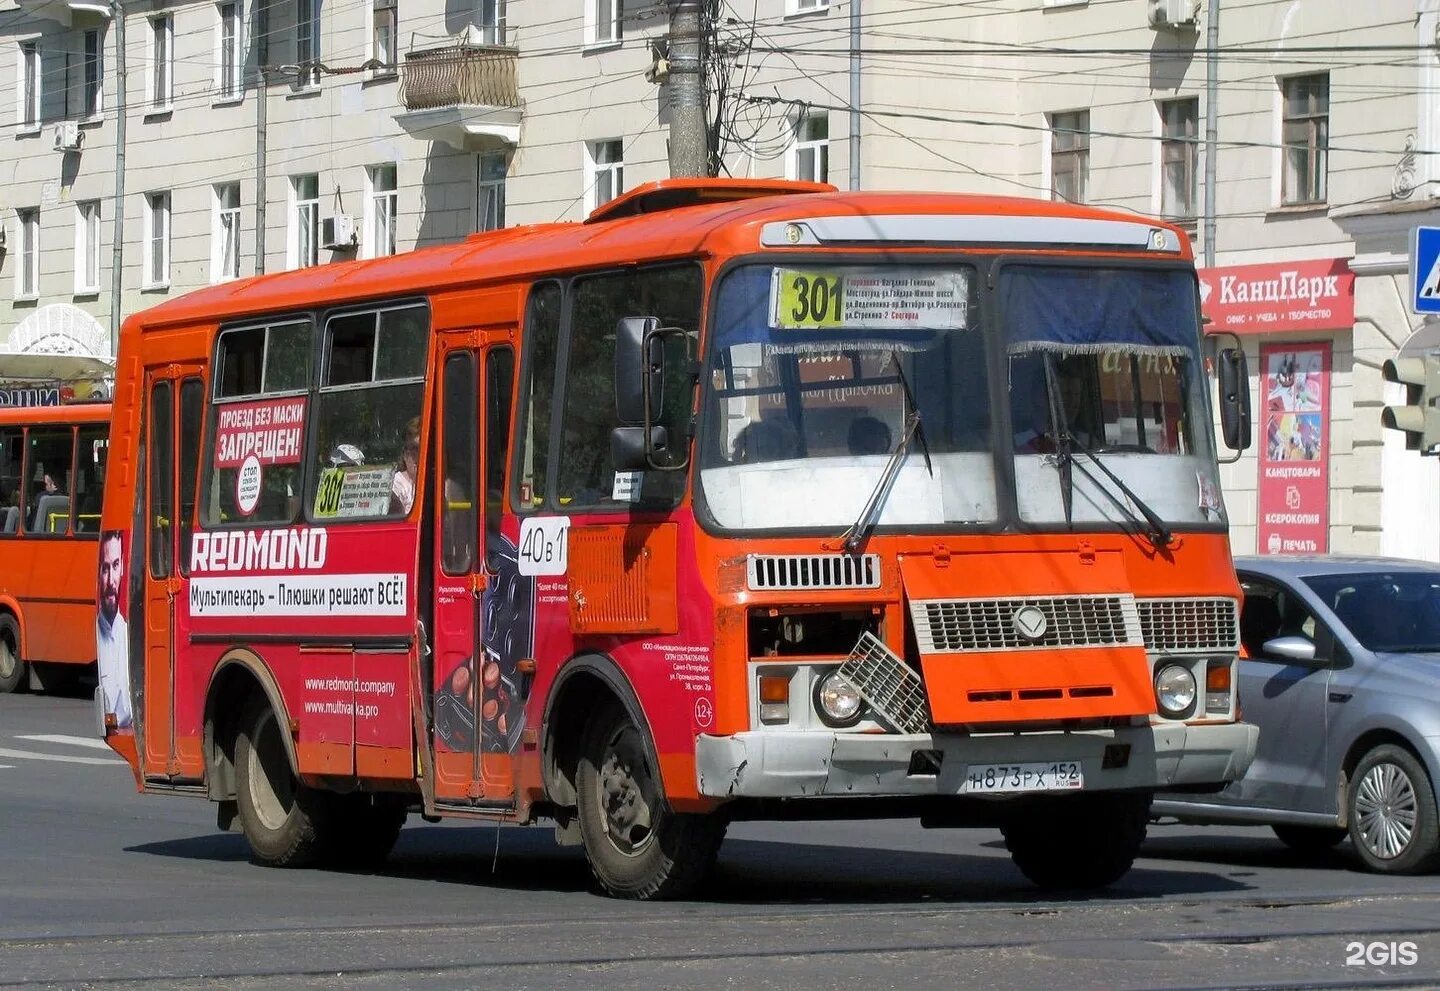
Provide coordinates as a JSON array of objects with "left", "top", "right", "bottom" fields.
[
  {"left": 1154, "top": 663, "right": 1197, "bottom": 718},
  {"left": 815, "top": 669, "right": 864, "bottom": 727}
]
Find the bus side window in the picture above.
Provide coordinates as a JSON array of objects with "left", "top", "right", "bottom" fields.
[
  {"left": 557, "top": 265, "right": 700, "bottom": 509},
  {"left": 74, "top": 424, "right": 108, "bottom": 537},
  {"left": 514, "top": 282, "right": 560, "bottom": 512},
  {"left": 484, "top": 346, "right": 515, "bottom": 571},
  {"left": 178, "top": 380, "right": 202, "bottom": 568},
  {"left": 26, "top": 427, "right": 75, "bottom": 535},
  {"left": 307, "top": 304, "right": 427, "bottom": 522},
  {"left": 0, "top": 428, "right": 23, "bottom": 536}
]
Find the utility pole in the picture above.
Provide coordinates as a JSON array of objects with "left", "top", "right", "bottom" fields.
[
  {"left": 666, "top": 0, "right": 707, "bottom": 177},
  {"left": 848, "top": 0, "right": 860, "bottom": 190},
  {"left": 109, "top": 0, "right": 127, "bottom": 356},
  {"left": 255, "top": 0, "right": 269, "bottom": 275},
  {"left": 1202, "top": 0, "right": 1219, "bottom": 268}
]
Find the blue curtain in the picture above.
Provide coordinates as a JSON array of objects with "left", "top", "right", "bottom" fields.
[{"left": 1000, "top": 266, "right": 1200, "bottom": 356}]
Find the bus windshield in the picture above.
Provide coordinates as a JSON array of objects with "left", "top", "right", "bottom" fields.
[
  {"left": 699, "top": 263, "right": 996, "bottom": 531},
  {"left": 699, "top": 261, "right": 1224, "bottom": 534}
]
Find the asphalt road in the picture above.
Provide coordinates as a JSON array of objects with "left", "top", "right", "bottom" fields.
[{"left": 3, "top": 688, "right": 1440, "bottom": 991}]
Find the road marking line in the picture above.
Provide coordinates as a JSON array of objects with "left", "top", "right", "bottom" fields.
[
  {"left": 16, "top": 734, "right": 110, "bottom": 751},
  {"left": 0, "top": 747, "right": 123, "bottom": 766}
]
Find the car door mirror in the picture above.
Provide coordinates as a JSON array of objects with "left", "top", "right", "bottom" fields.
[{"left": 1261, "top": 635, "right": 1316, "bottom": 663}]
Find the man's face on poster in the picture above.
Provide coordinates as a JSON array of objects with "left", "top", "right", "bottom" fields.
[{"left": 100, "top": 535, "right": 123, "bottom": 624}]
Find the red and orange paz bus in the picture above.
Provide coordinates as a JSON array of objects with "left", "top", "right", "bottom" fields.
[
  {"left": 0, "top": 400, "right": 110, "bottom": 694},
  {"left": 101, "top": 179, "right": 1257, "bottom": 898}
]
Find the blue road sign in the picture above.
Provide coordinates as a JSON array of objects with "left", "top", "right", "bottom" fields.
[{"left": 1412, "top": 226, "right": 1440, "bottom": 314}]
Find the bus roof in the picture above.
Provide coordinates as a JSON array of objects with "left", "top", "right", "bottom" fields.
[
  {"left": 0, "top": 401, "right": 112, "bottom": 426},
  {"left": 122, "top": 182, "right": 1193, "bottom": 335}
]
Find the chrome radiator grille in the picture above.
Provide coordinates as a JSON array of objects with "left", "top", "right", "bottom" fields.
[
  {"left": 910, "top": 594, "right": 1143, "bottom": 653},
  {"left": 747, "top": 553, "right": 882, "bottom": 591},
  {"left": 1137, "top": 597, "right": 1241, "bottom": 653},
  {"left": 839, "top": 632, "right": 931, "bottom": 734}
]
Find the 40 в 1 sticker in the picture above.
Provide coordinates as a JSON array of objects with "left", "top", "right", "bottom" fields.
[{"left": 518, "top": 516, "right": 570, "bottom": 576}]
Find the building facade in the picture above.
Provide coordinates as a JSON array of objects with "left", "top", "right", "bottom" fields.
[{"left": 2, "top": 0, "right": 1438, "bottom": 556}]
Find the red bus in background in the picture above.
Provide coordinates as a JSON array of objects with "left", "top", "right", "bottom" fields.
[
  {"left": 100, "top": 179, "right": 1257, "bottom": 899},
  {"left": 0, "top": 401, "right": 110, "bottom": 694}
]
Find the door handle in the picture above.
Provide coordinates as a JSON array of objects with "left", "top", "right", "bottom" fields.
[{"left": 1328, "top": 691, "right": 1352, "bottom": 703}]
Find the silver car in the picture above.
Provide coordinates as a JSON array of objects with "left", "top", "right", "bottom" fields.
[{"left": 1154, "top": 555, "right": 1440, "bottom": 874}]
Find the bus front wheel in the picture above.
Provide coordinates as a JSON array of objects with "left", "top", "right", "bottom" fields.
[
  {"left": 0, "top": 615, "right": 26, "bottom": 694},
  {"left": 1001, "top": 791, "right": 1151, "bottom": 890},
  {"left": 235, "top": 694, "right": 333, "bottom": 868},
  {"left": 575, "top": 703, "right": 725, "bottom": 900}
]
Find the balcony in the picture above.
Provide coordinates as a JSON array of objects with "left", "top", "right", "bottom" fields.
[
  {"left": 14, "top": 0, "right": 111, "bottom": 26},
  {"left": 395, "top": 37, "right": 522, "bottom": 153}
]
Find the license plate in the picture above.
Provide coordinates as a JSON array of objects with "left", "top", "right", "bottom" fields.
[{"left": 963, "top": 761, "right": 1084, "bottom": 794}]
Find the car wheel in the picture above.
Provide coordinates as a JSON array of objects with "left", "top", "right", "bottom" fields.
[
  {"left": 1272, "top": 823, "right": 1347, "bottom": 853},
  {"left": 1347, "top": 744, "right": 1440, "bottom": 875}
]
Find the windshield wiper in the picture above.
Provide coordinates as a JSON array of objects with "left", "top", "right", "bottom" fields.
[
  {"left": 1040, "top": 354, "right": 1172, "bottom": 549},
  {"left": 838, "top": 353, "right": 930, "bottom": 555}
]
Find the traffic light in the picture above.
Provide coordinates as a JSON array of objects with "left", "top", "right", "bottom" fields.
[{"left": 1382, "top": 353, "right": 1440, "bottom": 453}]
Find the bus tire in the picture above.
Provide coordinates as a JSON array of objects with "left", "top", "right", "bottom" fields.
[
  {"left": 235, "top": 694, "right": 334, "bottom": 868},
  {"left": 575, "top": 702, "right": 725, "bottom": 900},
  {"left": 1001, "top": 791, "right": 1151, "bottom": 890},
  {"left": 0, "top": 615, "right": 26, "bottom": 694}
]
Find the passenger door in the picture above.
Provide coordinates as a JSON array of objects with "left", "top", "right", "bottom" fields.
[
  {"left": 428, "top": 334, "right": 517, "bottom": 804},
  {"left": 141, "top": 369, "right": 205, "bottom": 781},
  {"left": 1221, "top": 574, "right": 1333, "bottom": 814}
]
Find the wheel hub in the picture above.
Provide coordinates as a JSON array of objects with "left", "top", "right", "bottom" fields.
[
  {"left": 1354, "top": 762, "right": 1418, "bottom": 861},
  {"left": 597, "top": 726, "right": 656, "bottom": 855}
]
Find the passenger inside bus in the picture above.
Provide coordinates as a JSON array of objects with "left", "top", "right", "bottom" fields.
[
  {"left": 31, "top": 469, "right": 69, "bottom": 533},
  {"left": 731, "top": 418, "right": 801, "bottom": 463},
  {"left": 391, "top": 417, "right": 421, "bottom": 515},
  {"left": 847, "top": 416, "right": 892, "bottom": 456}
]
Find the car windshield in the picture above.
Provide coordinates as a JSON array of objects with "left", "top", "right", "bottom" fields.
[{"left": 1303, "top": 571, "right": 1440, "bottom": 653}]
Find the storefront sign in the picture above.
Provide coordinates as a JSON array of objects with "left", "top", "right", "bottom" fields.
[
  {"left": 1258, "top": 343, "right": 1331, "bottom": 555},
  {"left": 1199, "top": 258, "right": 1354, "bottom": 334}
]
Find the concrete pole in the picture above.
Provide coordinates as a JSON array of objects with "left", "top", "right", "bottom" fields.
[
  {"left": 667, "top": 0, "right": 707, "bottom": 178},
  {"left": 108, "top": 0, "right": 126, "bottom": 355},
  {"left": 848, "top": 0, "right": 860, "bottom": 190},
  {"left": 255, "top": 0, "right": 268, "bottom": 274},
  {"left": 1203, "top": 0, "right": 1219, "bottom": 268}
]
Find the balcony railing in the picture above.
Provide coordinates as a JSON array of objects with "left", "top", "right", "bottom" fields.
[{"left": 399, "top": 43, "right": 520, "bottom": 112}]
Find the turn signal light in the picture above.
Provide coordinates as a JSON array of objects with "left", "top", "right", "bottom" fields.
[
  {"left": 758, "top": 674, "right": 790, "bottom": 724},
  {"left": 1206, "top": 661, "right": 1232, "bottom": 692}
]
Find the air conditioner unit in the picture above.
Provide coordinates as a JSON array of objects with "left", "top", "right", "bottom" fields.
[
  {"left": 1147, "top": 0, "right": 1199, "bottom": 30},
  {"left": 52, "top": 120, "right": 82, "bottom": 152},
  {"left": 321, "top": 214, "right": 357, "bottom": 250}
]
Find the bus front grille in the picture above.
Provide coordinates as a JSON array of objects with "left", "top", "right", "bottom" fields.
[{"left": 909, "top": 594, "right": 1144, "bottom": 653}]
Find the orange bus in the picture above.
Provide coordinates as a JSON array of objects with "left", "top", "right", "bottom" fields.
[
  {"left": 101, "top": 179, "right": 1257, "bottom": 898},
  {"left": 0, "top": 400, "right": 110, "bottom": 694}
]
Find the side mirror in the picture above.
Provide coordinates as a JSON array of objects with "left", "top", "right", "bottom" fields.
[
  {"left": 1260, "top": 634, "right": 1316, "bottom": 664},
  {"left": 1214, "top": 340, "right": 1252, "bottom": 454},
  {"left": 615, "top": 316, "right": 664, "bottom": 425},
  {"left": 610, "top": 425, "right": 669, "bottom": 472}
]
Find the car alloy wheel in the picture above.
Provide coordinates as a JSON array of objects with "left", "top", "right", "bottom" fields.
[{"left": 1353, "top": 760, "right": 1419, "bottom": 862}]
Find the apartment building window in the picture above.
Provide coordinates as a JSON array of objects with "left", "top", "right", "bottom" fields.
[
  {"left": 589, "top": 0, "right": 621, "bottom": 45},
  {"left": 790, "top": 112, "right": 829, "bottom": 183},
  {"left": 789, "top": 0, "right": 827, "bottom": 13},
  {"left": 1159, "top": 98, "right": 1198, "bottom": 220},
  {"left": 15, "top": 209, "right": 39, "bottom": 299},
  {"left": 585, "top": 139, "right": 623, "bottom": 213},
  {"left": 371, "top": 0, "right": 396, "bottom": 72},
  {"left": 74, "top": 200, "right": 101, "bottom": 294},
  {"left": 1049, "top": 109, "right": 1089, "bottom": 203},
  {"left": 18, "top": 41, "right": 40, "bottom": 129},
  {"left": 366, "top": 164, "right": 398, "bottom": 258},
  {"left": 1281, "top": 73, "right": 1328, "bottom": 205},
  {"left": 297, "top": 0, "right": 322, "bottom": 87},
  {"left": 144, "top": 192, "right": 171, "bottom": 288},
  {"left": 213, "top": 183, "right": 242, "bottom": 282},
  {"left": 217, "top": 2, "right": 243, "bottom": 101},
  {"left": 149, "top": 16, "right": 173, "bottom": 111},
  {"left": 477, "top": 153, "right": 506, "bottom": 232},
  {"left": 479, "top": 0, "right": 505, "bottom": 45},
  {"left": 82, "top": 29, "right": 103, "bottom": 118},
  {"left": 291, "top": 174, "right": 320, "bottom": 268}
]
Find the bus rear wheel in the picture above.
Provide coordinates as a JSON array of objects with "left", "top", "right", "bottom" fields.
[
  {"left": 235, "top": 695, "right": 335, "bottom": 868},
  {"left": 575, "top": 703, "right": 725, "bottom": 900},
  {"left": 1001, "top": 791, "right": 1151, "bottom": 890},
  {"left": 0, "top": 615, "right": 26, "bottom": 694}
]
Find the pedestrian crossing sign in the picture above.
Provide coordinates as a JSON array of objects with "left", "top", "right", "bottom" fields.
[{"left": 1412, "top": 226, "right": 1440, "bottom": 314}]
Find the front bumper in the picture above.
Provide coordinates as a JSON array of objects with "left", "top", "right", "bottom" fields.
[{"left": 695, "top": 721, "right": 1258, "bottom": 799}]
